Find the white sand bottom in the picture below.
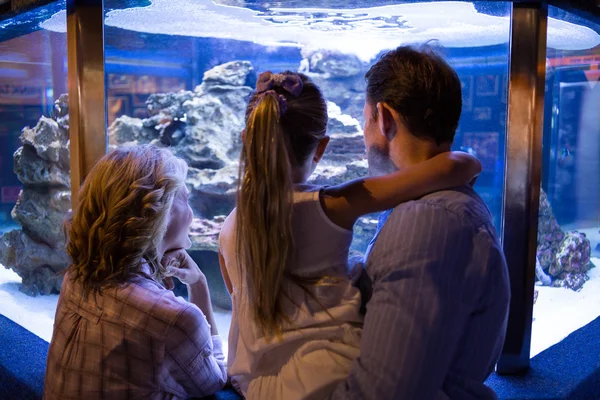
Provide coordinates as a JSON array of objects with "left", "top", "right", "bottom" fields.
[
  {"left": 531, "top": 257, "right": 600, "bottom": 357},
  {"left": 1, "top": 258, "right": 599, "bottom": 360}
]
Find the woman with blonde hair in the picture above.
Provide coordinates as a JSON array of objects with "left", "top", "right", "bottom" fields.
[
  {"left": 218, "top": 71, "right": 481, "bottom": 399},
  {"left": 44, "top": 144, "right": 227, "bottom": 400}
]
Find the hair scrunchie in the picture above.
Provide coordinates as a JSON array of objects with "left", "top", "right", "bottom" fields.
[{"left": 255, "top": 71, "right": 303, "bottom": 115}]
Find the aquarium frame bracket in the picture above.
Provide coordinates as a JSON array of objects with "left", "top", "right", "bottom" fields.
[
  {"left": 497, "top": 1, "right": 548, "bottom": 375},
  {"left": 67, "top": 0, "right": 107, "bottom": 208}
]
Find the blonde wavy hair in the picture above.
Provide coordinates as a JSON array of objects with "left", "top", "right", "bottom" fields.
[{"left": 66, "top": 144, "right": 188, "bottom": 294}]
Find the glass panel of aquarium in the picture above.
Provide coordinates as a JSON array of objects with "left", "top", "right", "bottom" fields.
[
  {"left": 93, "top": 0, "right": 515, "bottom": 345},
  {"left": 18, "top": 1, "right": 599, "bottom": 352},
  {"left": 531, "top": 5, "right": 600, "bottom": 357},
  {"left": 0, "top": 1, "right": 68, "bottom": 341}
]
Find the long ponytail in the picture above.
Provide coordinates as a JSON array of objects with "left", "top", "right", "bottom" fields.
[{"left": 236, "top": 92, "right": 294, "bottom": 338}]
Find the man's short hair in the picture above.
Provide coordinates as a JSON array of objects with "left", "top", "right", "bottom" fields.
[{"left": 365, "top": 44, "right": 462, "bottom": 145}]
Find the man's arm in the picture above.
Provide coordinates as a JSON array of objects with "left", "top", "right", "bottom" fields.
[
  {"left": 321, "top": 152, "right": 480, "bottom": 230},
  {"left": 331, "top": 202, "right": 481, "bottom": 400}
]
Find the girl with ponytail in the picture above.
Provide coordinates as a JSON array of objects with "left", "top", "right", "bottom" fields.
[{"left": 218, "top": 71, "right": 480, "bottom": 399}]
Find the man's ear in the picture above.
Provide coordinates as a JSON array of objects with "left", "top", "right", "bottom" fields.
[
  {"left": 376, "top": 102, "right": 398, "bottom": 142},
  {"left": 313, "top": 136, "right": 330, "bottom": 163}
]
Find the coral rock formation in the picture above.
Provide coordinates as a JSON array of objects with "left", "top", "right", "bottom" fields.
[
  {"left": 3, "top": 59, "right": 592, "bottom": 300},
  {"left": 536, "top": 190, "right": 593, "bottom": 291},
  {"left": 299, "top": 49, "right": 369, "bottom": 125},
  {"left": 0, "top": 94, "right": 71, "bottom": 295}
]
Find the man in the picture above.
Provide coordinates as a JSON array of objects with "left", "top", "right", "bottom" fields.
[{"left": 331, "top": 45, "right": 510, "bottom": 400}]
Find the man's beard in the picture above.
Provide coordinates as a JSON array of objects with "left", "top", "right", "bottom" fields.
[{"left": 367, "top": 146, "right": 398, "bottom": 177}]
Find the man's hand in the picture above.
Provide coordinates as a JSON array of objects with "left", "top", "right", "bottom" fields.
[{"left": 161, "top": 249, "right": 207, "bottom": 286}]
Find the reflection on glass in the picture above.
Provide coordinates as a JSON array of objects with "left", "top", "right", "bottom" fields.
[
  {"left": 531, "top": 6, "right": 600, "bottom": 358},
  {"left": 0, "top": 2, "right": 68, "bottom": 341}
]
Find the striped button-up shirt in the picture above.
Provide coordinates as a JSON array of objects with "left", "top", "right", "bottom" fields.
[
  {"left": 332, "top": 186, "right": 510, "bottom": 400},
  {"left": 44, "top": 269, "right": 227, "bottom": 400}
]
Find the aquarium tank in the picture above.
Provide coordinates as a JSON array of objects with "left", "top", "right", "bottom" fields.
[{"left": 0, "top": 0, "right": 598, "bottom": 360}]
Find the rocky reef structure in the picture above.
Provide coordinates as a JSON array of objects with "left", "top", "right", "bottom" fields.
[
  {"left": 536, "top": 190, "right": 593, "bottom": 291},
  {"left": 0, "top": 95, "right": 71, "bottom": 296},
  {"left": 299, "top": 49, "right": 370, "bottom": 125},
  {"left": 2, "top": 59, "right": 593, "bottom": 302},
  {"left": 109, "top": 60, "right": 376, "bottom": 255},
  {"left": 109, "top": 60, "right": 255, "bottom": 227}
]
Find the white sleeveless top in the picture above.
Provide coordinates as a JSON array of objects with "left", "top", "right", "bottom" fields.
[{"left": 219, "top": 184, "right": 363, "bottom": 400}]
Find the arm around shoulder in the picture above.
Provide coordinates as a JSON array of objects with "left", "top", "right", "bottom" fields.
[{"left": 321, "top": 151, "right": 481, "bottom": 230}]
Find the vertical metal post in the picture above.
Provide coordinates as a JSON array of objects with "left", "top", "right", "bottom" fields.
[
  {"left": 67, "top": 0, "right": 107, "bottom": 208},
  {"left": 497, "top": 2, "right": 547, "bottom": 374}
]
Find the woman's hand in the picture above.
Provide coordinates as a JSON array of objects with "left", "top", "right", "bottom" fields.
[
  {"left": 161, "top": 249, "right": 206, "bottom": 286},
  {"left": 161, "top": 249, "right": 218, "bottom": 335}
]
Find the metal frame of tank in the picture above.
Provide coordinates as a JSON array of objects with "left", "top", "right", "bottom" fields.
[
  {"left": 499, "top": 2, "right": 547, "bottom": 374},
  {"left": 66, "top": 0, "right": 107, "bottom": 206},
  {"left": 3, "top": 0, "right": 598, "bottom": 375}
]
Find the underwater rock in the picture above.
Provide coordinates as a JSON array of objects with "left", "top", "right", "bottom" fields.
[
  {"left": 14, "top": 117, "right": 70, "bottom": 188},
  {"left": 535, "top": 257, "right": 552, "bottom": 286},
  {"left": 536, "top": 189, "right": 592, "bottom": 290},
  {"left": 109, "top": 61, "right": 254, "bottom": 172},
  {"left": 551, "top": 231, "right": 592, "bottom": 275},
  {"left": 327, "top": 102, "right": 363, "bottom": 135},
  {"left": 299, "top": 49, "right": 369, "bottom": 124},
  {"left": 107, "top": 62, "right": 256, "bottom": 257},
  {"left": 300, "top": 49, "right": 364, "bottom": 78},
  {"left": 200, "top": 60, "right": 256, "bottom": 88},
  {"left": 0, "top": 229, "right": 68, "bottom": 296},
  {"left": 311, "top": 161, "right": 369, "bottom": 188},
  {"left": 146, "top": 90, "right": 194, "bottom": 118},
  {"left": 186, "top": 165, "right": 238, "bottom": 218},
  {"left": 107, "top": 61, "right": 252, "bottom": 251},
  {"left": 547, "top": 231, "right": 592, "bottom": 291},
  {"left": 552, "top": 271, "right": 590, "bottom": 292},
  {"left": 536, "top": 190, "right": 565, "bottom": 273},
  {"left": 11, "top": 188, "right": 71, "bottom": 248},
  {"left": 189, "top": 216, "right": 227, "bottom": 253},
  {"left": 324, "top": 102, "right": 366, "bottom": 163},
  {"left": 19, "top": 116, "right": 70, "bottom": 168},
  {"left": 324, "top": 136, "right": 366, "bottom": 164},
  {"left": 1, "top": 95, "right": 72, "bottom": 296},
  {"left": 110, "top": 115, "right": 159, "bottom": 146}
]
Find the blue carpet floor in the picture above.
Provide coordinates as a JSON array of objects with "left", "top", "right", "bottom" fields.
[
  {"left": 1, "top": 313, "right": 599, "bottom": 400},
  {"left": 0, "top": 314, "right": 48, "bottom": 400},
  {"left": 486, "top": 315, "right": 600, "bottom": 399}
]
